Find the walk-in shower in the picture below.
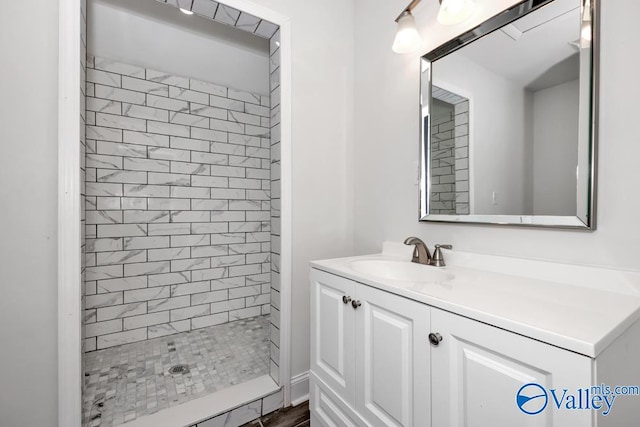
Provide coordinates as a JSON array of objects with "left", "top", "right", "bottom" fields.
[{"left": 80, "top": 1, "right": 283, "bottom": 425}]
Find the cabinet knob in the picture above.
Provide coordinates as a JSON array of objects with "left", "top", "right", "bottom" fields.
[
  {"left": 351, "top": 300, "right": 362, "bottom": 309},
  {"left": 342, "top": 295, "right": 352, "bottom": 304},
  {"left": 429, "top": 332, "right": 443, "bottom": 346}
]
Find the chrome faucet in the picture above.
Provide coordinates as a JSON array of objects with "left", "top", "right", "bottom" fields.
[
  {"left": 403, "top": 237, "right": 432, "bottom": 265},
  {"left": 403, "top": 237, "right": 453, "bottom": 267}
]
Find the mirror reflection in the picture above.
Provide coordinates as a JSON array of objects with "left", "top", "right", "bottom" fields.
[{"left": 420, "top": 0, "right": 596, "bottom": 228}]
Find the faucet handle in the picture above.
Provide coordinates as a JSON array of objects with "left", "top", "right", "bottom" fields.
[
  {"left": 435, "top": 244, "right": 452, "bottom": 250},
  {"left": 431, "top": 244, "right": 452, "bottom": 267}
]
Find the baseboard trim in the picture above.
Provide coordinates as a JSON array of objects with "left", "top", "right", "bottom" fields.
[{"left": 290, "top": 371, "right": 310, "bottom": 406}]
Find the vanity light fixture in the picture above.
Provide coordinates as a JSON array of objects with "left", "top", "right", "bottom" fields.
[
  {"left": 581, "top": 22, "right": 591, "bottom": 41},
  {"left": 392, "top": 3, "right": 423, "bottom": 54},
  {"left": 581, "top": 0, "right": 592, "bottom": 42},
  {"left": 437, "top": 0, "right": 475, "bottom": 25},
  {"left": 393, "top": 0, "right": 476, "bottom": 53}
]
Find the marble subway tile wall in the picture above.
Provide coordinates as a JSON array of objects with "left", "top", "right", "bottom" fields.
[
  {"left": 81, "top": 0, "right": 88, "bottom": 348},
  {"left": 80, "top": 0, "right": 88, "bottom": 421},
  {"left": 430, "top": 110, "right": 457, "bottom": 215},
  {"left": 83, "top": 56, "right": 272, "bottom": 351},
  {"left": 156, "top": 0, "right": 279, "bottom": 40},
  {"left": 430, "top": 87, "right": 469, "bottom": 216},
  {"left": 268, "top": 28, "right": 282, "bottom": 384},
  {"left": 453, "top": 101, "right": 469, "bottom": 214}
]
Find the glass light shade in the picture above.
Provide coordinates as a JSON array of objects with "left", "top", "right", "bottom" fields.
[
  {"left": 581, "top": 22, "right": 592, "bottom": 42},
  {"left": 179, "top": 8, "right": 194, "bottom": 15},
  {"left": 392, "top": 12, "right": 423, "bottom": 54},
  {"left": 437, "top": 0, "right": 474, "bottom": 25}
]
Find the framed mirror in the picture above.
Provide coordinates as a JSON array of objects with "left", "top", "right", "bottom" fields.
[{"left": 419, "top": 0, "right": 598, "bottom": 228}]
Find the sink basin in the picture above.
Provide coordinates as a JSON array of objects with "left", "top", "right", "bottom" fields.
[{"left": 349, "top": 260, "right": 454, "bottom": 283}]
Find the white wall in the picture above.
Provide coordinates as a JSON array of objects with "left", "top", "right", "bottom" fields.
[
  {"left": 248, "top": 0, "right": 356, "bottom": 383},
  {"left": 533, "top": 79, "right": 579, "bottom": 215},
  {"left": 434, "top": 53, "right": 530, "bottom": 214},
  {"left": 354, "top": 0, "right": 640, "bottom": 272},
  {"left": 88, "top": 0, "right": 270, "bottom": 95},
  {"left": 0, "top": 0, "right": 59, "bottom": 425}
]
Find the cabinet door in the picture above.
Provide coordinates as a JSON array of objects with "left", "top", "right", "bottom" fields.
[
  {"left": 431, "top": 308, "right": 593, "bottom": 427},
  {"left": 310, "top": 269, "right": 356, "bottom": 404},
  {"left": 355, "top": 284, "right": 431, "bottom": 427}
]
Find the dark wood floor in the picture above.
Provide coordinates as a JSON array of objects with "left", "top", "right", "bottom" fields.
[{"left": 241, "top": 401, "right": 310, "bottom": 427}]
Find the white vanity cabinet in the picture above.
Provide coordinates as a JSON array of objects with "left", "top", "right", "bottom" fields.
[
  {"left": 309, "top": 265, "right": 640, "bottom": 427},
  {"left": 430, "top": 308, "right": 592, "bottom": 427},
  {"left": 310, "top": 269, "right": 431, "bottom": 427},
  {"left": 310, "top": 252, "right": 640, "bottom": 426}
]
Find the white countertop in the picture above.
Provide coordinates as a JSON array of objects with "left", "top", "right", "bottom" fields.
[{"left": 310, "top": 250, "right": 640, "bottom": 358}]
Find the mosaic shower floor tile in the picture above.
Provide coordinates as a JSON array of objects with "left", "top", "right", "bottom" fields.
[{"left": 83, "top": 315, "right": 270, "bottom": 427}]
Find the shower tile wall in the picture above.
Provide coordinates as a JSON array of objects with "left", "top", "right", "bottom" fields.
[
  {"left": 80, "top": 2, "right": 88, "bottom": 420},
  {"left": 430, "top": 86, "right": 470, "bottom": 216},
  {"left": 430, "top": 110, "right": 457, "bottom": 215},
  {"left": 157, "top": 0, "right": 282, "bottom": 386},
  {"left": 268, "top": 28, "right": 282, "bottom": 383},
  {"left": 453, "top": 101, "right": 470, "bottom": 214},
  {"left": 83, "top": 56, "right": 272, "bottom": 351},
  {"left": 157, "top": 0, "right": 279, "bottom": 39},
  {"left": 81, "top": 0, "right": 88, "bottom": 349}
]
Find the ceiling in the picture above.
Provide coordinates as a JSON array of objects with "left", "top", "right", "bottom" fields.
[
  {"left": 89, "top": 0, "right": 274, "bottom": 54},
  {"left": 455, "top": 0, "right": 583, "bottom": 91}
]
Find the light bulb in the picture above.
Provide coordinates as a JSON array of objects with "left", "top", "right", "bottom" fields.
[
  {"left": 392, "top": 11, "right": 423, "bottom": 54},
  {"left": 179, "top": 8, "right": 194, "bottom": 15},
  {"left": 437, "top": 0, "right": 474, "bottom": 25}
]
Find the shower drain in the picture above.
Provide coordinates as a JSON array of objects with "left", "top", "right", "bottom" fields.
[{"left": 168, "top": 364, "right": 190, "bottom": 375}]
